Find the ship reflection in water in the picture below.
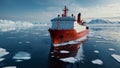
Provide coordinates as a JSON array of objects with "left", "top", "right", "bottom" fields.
[{"left": 49, "top": 36, "right": 88, "bottom": 68}]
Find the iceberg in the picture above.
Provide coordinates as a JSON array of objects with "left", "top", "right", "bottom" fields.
[
  {"left": 13, "top": 51, "right": 31, "bottom": 60},
  {"left": 91, "top": 59, "right": 103, "bottom": 65},
  {"left": 111, "top": 54, "right": 120, "bottom": 63}
]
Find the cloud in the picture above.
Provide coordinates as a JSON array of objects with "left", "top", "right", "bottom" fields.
[{"left": 0, "top": 0, "right": 120, "bottom": 22}]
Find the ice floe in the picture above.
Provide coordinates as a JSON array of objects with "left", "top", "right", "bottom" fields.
[
  {"left": 91, "top": 59, "right": 103, "bottom": 65},
  {"left": 111, "top": 54, "right": 120, "bottom": 63},
  {"left": 15, "top": 59, "right": 23, "bottom": 62},
  {"left": 59, "top": 46, "right": 84, "bottom": 63},
  {"left": 0, "top": 58, "right": 5, "bottom": 62},
  {"left": 108, "top": 48, "right": 115, "bottom": 51},
  {"left": 13, "top": 51, "right": 31, "bottom": 61},
  {"left": 60, "top": 50, "right": 70, "bottom": 53},
  {"left": 2, "top": 66, "right": 17, "bottom": 68},
  {"left": 89, "top": 23, "right": 120, "bottom": 44},
  {"left": 95, "top": 41, "right": 105, "bottom": 43},
  {"left": 32, "top": 33, "right": 40, "bottom": 35},
  {"left": 18, "top": 42, "right": 22, "bottom": 44},
  {"left": 25, "top": 41, "right": 31, "bottom": 43},
  {"left": 60, "top": 57, "right": 77, "bottom": 63},
  {"left": 44, "top": 34, "right": 49, "bottom": 36},
  {"left": 94, "top": 50, "right": 99, "bottom": 53},
  {"left": 0, "top": 48, "right": 9, "bottom": 57}
]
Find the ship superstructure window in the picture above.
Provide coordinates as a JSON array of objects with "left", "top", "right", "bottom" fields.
[{"left": 51, "top": 17, "right": 75, "bottom": 30}]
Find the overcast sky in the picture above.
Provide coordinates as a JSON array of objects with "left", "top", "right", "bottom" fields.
[{"left": 0, "top": 0, "right": 120, "bottom": 22}]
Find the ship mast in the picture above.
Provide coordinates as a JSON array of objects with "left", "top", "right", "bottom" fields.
[{"left": 63, "top": 6, "right": 68, "bottom": 17}]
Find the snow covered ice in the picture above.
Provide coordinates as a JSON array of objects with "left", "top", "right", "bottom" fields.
[
  {"left": 111, "top": 54, "right": 120, "bottom": 63},
  {"left": 108, "top": 48, "right": 115, "bottom": 51},
  {"left": 0, "top": 48, "right": 9, "bottom": 57},
  {"left": 60, "top": 50, "right": 70, "bottom": 53},
  {"left": 25, "top": 41, "right": 31, "bottom": 44},
  {"left": 60, "top": 57, "right": 77, "bottom": 63},
  {"left": 94, "top": 50, "right": 99, "bottom": 53},
  {"left": 2, "top": 66, "right": 17, "bottom": 68},
  {"left": 91, "top": 59, "right": 103, "bottom": 65},
  {"left": 13, "top": 51, "right": 31, "bottom": 61},
  {"left": 0, "top": 58, "right": 5, "bottom": 62},
  {"left": 0, "top": 19, "right": 34, "bottom": 32},
  {"left": 88, "top": 20, "right": 120, "bottom": 44}
]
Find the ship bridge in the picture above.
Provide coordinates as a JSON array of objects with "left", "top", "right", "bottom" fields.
[
  {"left": 51, "top": 16, "right": 75, "bottom": 30},
  {"left": 51, "top": 6, "right": 76, "bottom": 30}
]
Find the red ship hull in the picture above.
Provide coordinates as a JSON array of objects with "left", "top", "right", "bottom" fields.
[{"left": 48, "top": 28, "right": 89, "bottom": 44}]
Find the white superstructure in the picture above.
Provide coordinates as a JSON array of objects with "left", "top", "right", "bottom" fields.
[{"left": 51, "top": 16, "right": 75, "bottom": 30}]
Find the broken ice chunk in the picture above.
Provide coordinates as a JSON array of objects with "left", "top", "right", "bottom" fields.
[
  {"left": 25, "top": 41, "right": 31, "bottom": 43},
  {"left": 0, "top": 58, "right": 5, "bottom": 62},
  {"left": 60, "top": 57, "right": 77, "bottom": 63},
  {"left": 0, "top": 48, "right": 9, "bottom": 57},
  {"left": 94, "top": 50, "right": 99, "bottom": 53},
  {"left": 2, "top": 66, "right": 16, "bottom": 68},
  {"left": 108, "top": 48, "right": 115, "bottom": 51},
  {"left": 111, "top": 54, "right": 120, "bottom": 63},
  {"left": 15, "top": 60, "right": 23, "bottom": 62},
  {"left": 60, "top": 50, "right": 70, "bottom": 53},
  {"left": 91, "top": 59, "right": 103, "bottom": 65},
  {"left": 13, "top": 51, "right": 31, "bottom": 60},
  {"left": 18, "top": 42, "right": 22, "bottom": 44}
]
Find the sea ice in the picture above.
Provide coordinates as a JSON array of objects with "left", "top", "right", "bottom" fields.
[
  {"left": 32, "top": 33, "right": 40, "bottom": 35},
  {"left": 25, "top": 41, "right": 31, "bottom": 43},
  {"left": 91, "top": 59, "right": 103, "bottom": 65},
  {"left": 2, "top": 66, "right": 16, "bottom": 68},
  {"left": 59, "top": 57, "right": 77, "bottom": 63},
  {"left": 95, "top": 41, "right": 105, "bottom": 43},
  {"left": 0, "top": 48, "right": 9, "bottom": 57},
  {"left": 108, "top": 48, "right": 115, "bottom": 51},
  {"left": 94, "top": 36, "right": 103, "bottom": 39},
  {"left": 13, "top": 51, "right": 31, "bottom": 60},
  {"left": 18, "top": 42, "right": 22, "bottom": 44},
  {"left": 0, "top": 58, "right": 5, "bottom": 62},
  {"left": 0, "top": 19, "right": 34, "bottom": 32},
  {"left": 60, "top": 50, "right": 70, "bottom": 53},
  {"left": 111, "top": 54, "right": 120, "bottom": 63},
  {"left": 15, "top": 60, "right": 23, "bottom": 62},
  {"left": 94, "top": 50, "right": 99, "bottom": 53}
]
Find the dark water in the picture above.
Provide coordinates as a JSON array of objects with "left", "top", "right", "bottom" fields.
[{"left": 0, "top": 25, "right": 120, "bottom": 68}]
